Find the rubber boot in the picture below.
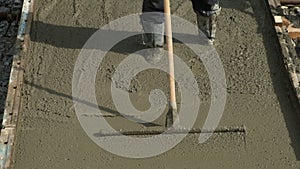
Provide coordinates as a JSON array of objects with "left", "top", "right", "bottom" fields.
[
  {"left": 141, "top": 17, "right": 164, "bottom": 47},
  {"left": 208, "top": 13, "right": 218, "bottom": 44},
  {"left": 196, "top": 13, "right": 218, "bottom": 45},
  {"left": 152, "top": 21, "right": 164, "bottom": 47},
  {"left": 196, "top": 14, "right": 211, "bottom": 44},
  {"left": 141, "top": 17, "right": 155, "bottom": 48},
  {"left": 140, "top": 16, "right": 164, "bottom": 63}
]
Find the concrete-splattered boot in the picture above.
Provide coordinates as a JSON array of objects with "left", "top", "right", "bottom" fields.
[
  {"left": 196, "top": 13, "right": 218, "bottom": 45},
  {"left": 208, "top": 13, "right": 218, "bottom": 45},
  {"left": 150, "top": 21, "right": 164, "bottom": 63},
  {"left": 141, "top": 16, "right": 164, "bottom": 63},
  {"left": 152, "top": 21, "right": 164, "bottom": 47},
  {"left": 141, "top": 17, "right": 155, "bottom": 48},
  {"left": 196, "top": 14, "right": 211, "bottom": 44}
]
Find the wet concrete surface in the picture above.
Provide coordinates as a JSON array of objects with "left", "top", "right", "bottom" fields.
[{"left": 11, "top": 0, "right": 300, "bottom": 168}]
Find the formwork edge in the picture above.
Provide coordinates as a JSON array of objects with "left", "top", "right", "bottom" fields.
[{"left": 0, "top": 0, "right": 34, "bottom": 168}]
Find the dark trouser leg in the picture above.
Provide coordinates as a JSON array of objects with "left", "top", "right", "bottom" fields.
[
  {"left": 196, "top": 14, "right": 210, "bottom": 39},
  {"left": 196, "top": 13, "right": 218, "bottom": 43}
]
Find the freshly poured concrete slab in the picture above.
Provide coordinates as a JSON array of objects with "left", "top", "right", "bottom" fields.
[{"left": 11, "top": 0, "right": 300, "bottom": 168}]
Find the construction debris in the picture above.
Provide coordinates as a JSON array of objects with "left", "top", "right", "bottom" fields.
[
  {"left": 288, "top": 25, "right": 300, "bottom": 39},
  {"left": 272, "top": 0, "right": 300, "bottom": 53}
]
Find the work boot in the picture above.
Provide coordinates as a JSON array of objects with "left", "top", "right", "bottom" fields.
[
  {"left": 152, "top": 22, "right": 164, "bottom": 47},
  {"left": 208, "top": 14, "right": 217, "bottom": 45},
  {"left": 140, "top": 14, "right": 164, "bottom": 46},
  {"left": 141, "top": 19, "right": 154, "bottom": 47},
  {"left": 196, "top": 13, "right": 218, "bottom": 45},
  {"left": 196, "top": 14, "right": 210, "bottom": 40},
  {"left": 208, "top": 38, "right": 214, "bottom": 45},
  {"left": 143, "top": 47, "right": 164, "bottom": 64}
]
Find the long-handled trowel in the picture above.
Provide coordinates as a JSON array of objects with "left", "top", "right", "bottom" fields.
[{"left": 164, "top": 0, "right": 179, "bottom": 128}]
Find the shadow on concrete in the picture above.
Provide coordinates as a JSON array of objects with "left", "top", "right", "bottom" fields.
[
  {"left": 29, "top": 20, "right": 209, "bottom": 52},
  {"left": 26, "top": 0, "right": 300, "bottom": 159},
  {"left": 219, "top": 0, "right": 300, "bottom": 161},
  {"left": 24, "top": 80, "right": 160, "bottom": 127},
  {"left": 238, "top": 0, "right": 300, "bottom": 160}
]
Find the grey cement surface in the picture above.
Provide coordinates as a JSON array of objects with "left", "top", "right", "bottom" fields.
[{"left": 11, "top": 0, "right": 300, "bottom": 168}]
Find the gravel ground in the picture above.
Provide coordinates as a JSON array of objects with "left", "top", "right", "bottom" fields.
[{"left": 0, "top": 0, "right": 21, "bottom": 119}]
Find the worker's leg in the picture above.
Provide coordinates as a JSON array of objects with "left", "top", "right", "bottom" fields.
[
  {"left": 152, "top": 22, "right": 164, "bottom": 47},
  {"left": 141, "top": 0, "right": 164, "bottom": 63},
  {"left": 208, "top": 13, "right": 218, "bottom": 43},
  {"left": 141, "top": 16, "right": 164, "bottom": 48},
  {"left": 196, "top": 14, "right": 210, "bottom": 40},
  {"left": 141, "top": 0, "right": 164, "bottom": 48},
  {"left": 141, "top": 17, "right": 154, "bottom": 47}
]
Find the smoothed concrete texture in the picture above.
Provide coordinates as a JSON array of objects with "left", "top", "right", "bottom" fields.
[{"left": 12, "top": 0, "right": 300, "bottom": 168}]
